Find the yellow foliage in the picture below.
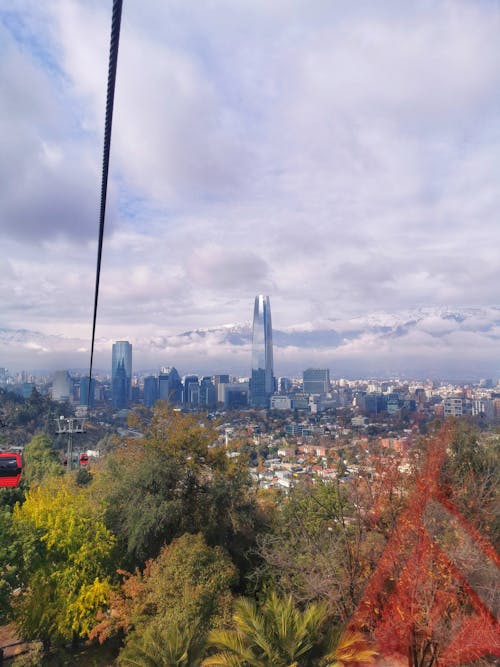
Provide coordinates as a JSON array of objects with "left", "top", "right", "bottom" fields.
[{"left": 13, "top": 475, "right": 116, "bottom": 642}]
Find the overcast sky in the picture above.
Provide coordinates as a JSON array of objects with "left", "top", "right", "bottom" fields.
[{"left": 1, "top": 0, "right": 500, "bottom": 375}]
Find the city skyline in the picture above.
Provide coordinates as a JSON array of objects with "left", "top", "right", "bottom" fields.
[
  {"left": 1, "top": 2, "right": 500, "bottom": 378},
  {"left": 4, "top": 360, "right": 500, "bottom": 424}
]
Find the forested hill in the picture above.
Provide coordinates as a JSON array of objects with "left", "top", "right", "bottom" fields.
[
  {"left": 0, "top": 407, "right": 498, "bottom": 664},
  {"left": 0, "top": 388, "right": 73, "bottom": 448},
  {"left": 0, "top": 387, "right": 109, "bottom": 452}
]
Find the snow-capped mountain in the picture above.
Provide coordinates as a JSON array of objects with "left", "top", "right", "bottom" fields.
[{"left": 2, "top": 306, "right": 500, "bottom": 380}]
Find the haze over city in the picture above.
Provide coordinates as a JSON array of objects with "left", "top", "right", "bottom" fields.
[{"left": 1, "top": 1, "right": 500, "bottom": 378}]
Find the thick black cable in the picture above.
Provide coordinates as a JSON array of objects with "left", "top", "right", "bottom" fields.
[{"left": 87, "top": 0, "right": 123, "bottom": 410}]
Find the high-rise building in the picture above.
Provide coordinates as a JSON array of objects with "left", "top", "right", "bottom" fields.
[
  {"left": 79, "top": 376, "right": 96, "bottom": 408},
  {"left": 158, "top": 370, "right": 170, "bottom": 402},
  {"left": 112, "top": 360, "right": 128, "bottom": 408},
  {"left": 278, "top": 377, "right": 292, "bottom": 394},
  {"left": 167, "top": 367, "right": 183, "bottom": 403},
  {"left": 188, "top": 383, "right": 199, "bottom": 406},
  {"left": 303, "top": 368, "right": 330, "bottom": 395},
  {"left": 214, "top": 374, "right": 230, "bottom": 403},
  {"left": 213, "top": 374, "right": 230, "bottom": 387},
  {"left": 199, "top": 376, "right": 216, "bottom": 408},
  {"left": 158, "top": 367, "right": 183, "bottom": 404},
  {"left": 52, "top": 370, "right": 72, "bottom": 402},
  {"left": 183, "top": 375, "right": 199, "bottom": 405},
  {"left": 112, "top": 341, "right": 132, "bottom": 406},
  {"left": 143, "top": 376, "right": 159, "bottom": 409},
  {"left": 250, "top": 295, "right": 274, "bottom": 408},
  {"left": 219, "top": 382, "right": 249, "bottom": 409}
]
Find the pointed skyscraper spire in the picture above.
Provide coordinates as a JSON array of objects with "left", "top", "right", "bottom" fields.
[{"left": 250, "top": 295, "right": 274, "bottom": 407}]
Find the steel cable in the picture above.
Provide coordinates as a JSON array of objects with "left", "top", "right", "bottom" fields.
[{"left": 87, "top": 0, "right": 123, "bottom": 410}]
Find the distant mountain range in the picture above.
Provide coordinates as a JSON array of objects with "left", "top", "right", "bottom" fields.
[{"left": 2, "top": 306, "right": 500, "bottom": 380}]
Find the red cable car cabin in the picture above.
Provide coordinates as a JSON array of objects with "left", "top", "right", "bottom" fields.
[
  {"left": 0, "top": 452, "right": 23, "bottom": 488},
  {"left": 79, "top": 453, "right": 89, "bottom": 466}
]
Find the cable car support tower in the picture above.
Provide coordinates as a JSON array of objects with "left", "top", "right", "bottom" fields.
[{"left": 55, "top": 416, "right": 85, "bottom": 472}]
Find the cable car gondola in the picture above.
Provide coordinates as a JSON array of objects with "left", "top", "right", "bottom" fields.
[
  {"left": 79, "top": 453, "right": 89, "bottom": 466},
  {"left": 0, "top": 452, "right": 23, "bottom": 488}
]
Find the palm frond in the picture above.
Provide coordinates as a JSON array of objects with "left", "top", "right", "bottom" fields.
[
  {"left": 202, "top": 651, "right": 247, "bottom": 667},
  {"left": 322, "top": 631, "right": 377, "bottom": 667}
]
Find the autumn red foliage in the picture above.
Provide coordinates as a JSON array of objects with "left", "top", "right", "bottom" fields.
[{"left": 344, "top": 424, "right": 500, "bottom": 666}]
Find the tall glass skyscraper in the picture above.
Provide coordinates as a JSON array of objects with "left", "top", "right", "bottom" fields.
[
  {"left": 183, "top": 375, "right": 199, "bottom": 405},
  {"left": 80, "top": 376, "right": 96, "bottom": 408},
  {"left": 158, "top": 366, "right": 183, "bottom": 404},
  {"left": 112, "top": 341, "right": 132, "bottom": 407},
  {"left": 143, "top": 375, "right": 159, "bottom": 409},
  {"left": 250, "top": 295, "right": 274, "bottom": 408}
]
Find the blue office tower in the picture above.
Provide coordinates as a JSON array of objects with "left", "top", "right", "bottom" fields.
[
  {"left": 112, "top": 341, "right": 132, "bottom": 405},
  {"left": 158, "top": 367, "right": 183, "bottom": 404},
  {"left": 143, "top": 376, "right": 159, "bottom": 409},
  {"left": 199, "top": 376, "right": 216, "bottom": 408},
  {"left": 80, "top": 376, "right": 95, "bottom": 408},
  {"left": 167, "top": 367, "right": 183, "bottom": 404},
  {"left": 250, "top": 295, "right": 274, "bottom": 408},
  {"left": 112, "top": 360, "right": 127, "bottom": 409}
]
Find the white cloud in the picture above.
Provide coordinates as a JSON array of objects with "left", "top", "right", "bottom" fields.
[{"left": 1, "top": 1, "right": 500, "bottom": 375}]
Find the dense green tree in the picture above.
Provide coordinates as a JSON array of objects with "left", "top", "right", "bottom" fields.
[
  {"left": 0, "top": 505, "right": 24, "bottom": 623},
  {"left": 23, "top": 433, "right": 62, "bottom": 486},
  {"left": 0, "top": 484, "right": 25, "bottom": 509},
  {"left": 137, "top": 533, "right": 236, "bottom": 630},
  {"left": 94, "top": 534, "right": 236, "bottom": 647},
  {"left": 75, "top": 467, "right": 93, "bottom": 486},
  {"left": 96, "top": 404, "right": 259, "bottom": 569},
  {"left": 0, "top": 387, "right": 71, "bottom": 448}
]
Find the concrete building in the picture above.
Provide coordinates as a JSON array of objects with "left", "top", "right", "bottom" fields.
[
  {"left": 303, "top": 368, "right": 330, "bottom": 394},
  {"left": 52, "top": 370, "right": 72, "bottom": 402},
  {"left": 270, "top": 395, "right": 292, "bottom": 410},
  {"left": 444, "top": 397, "right": 464, "bottom": 417}
]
